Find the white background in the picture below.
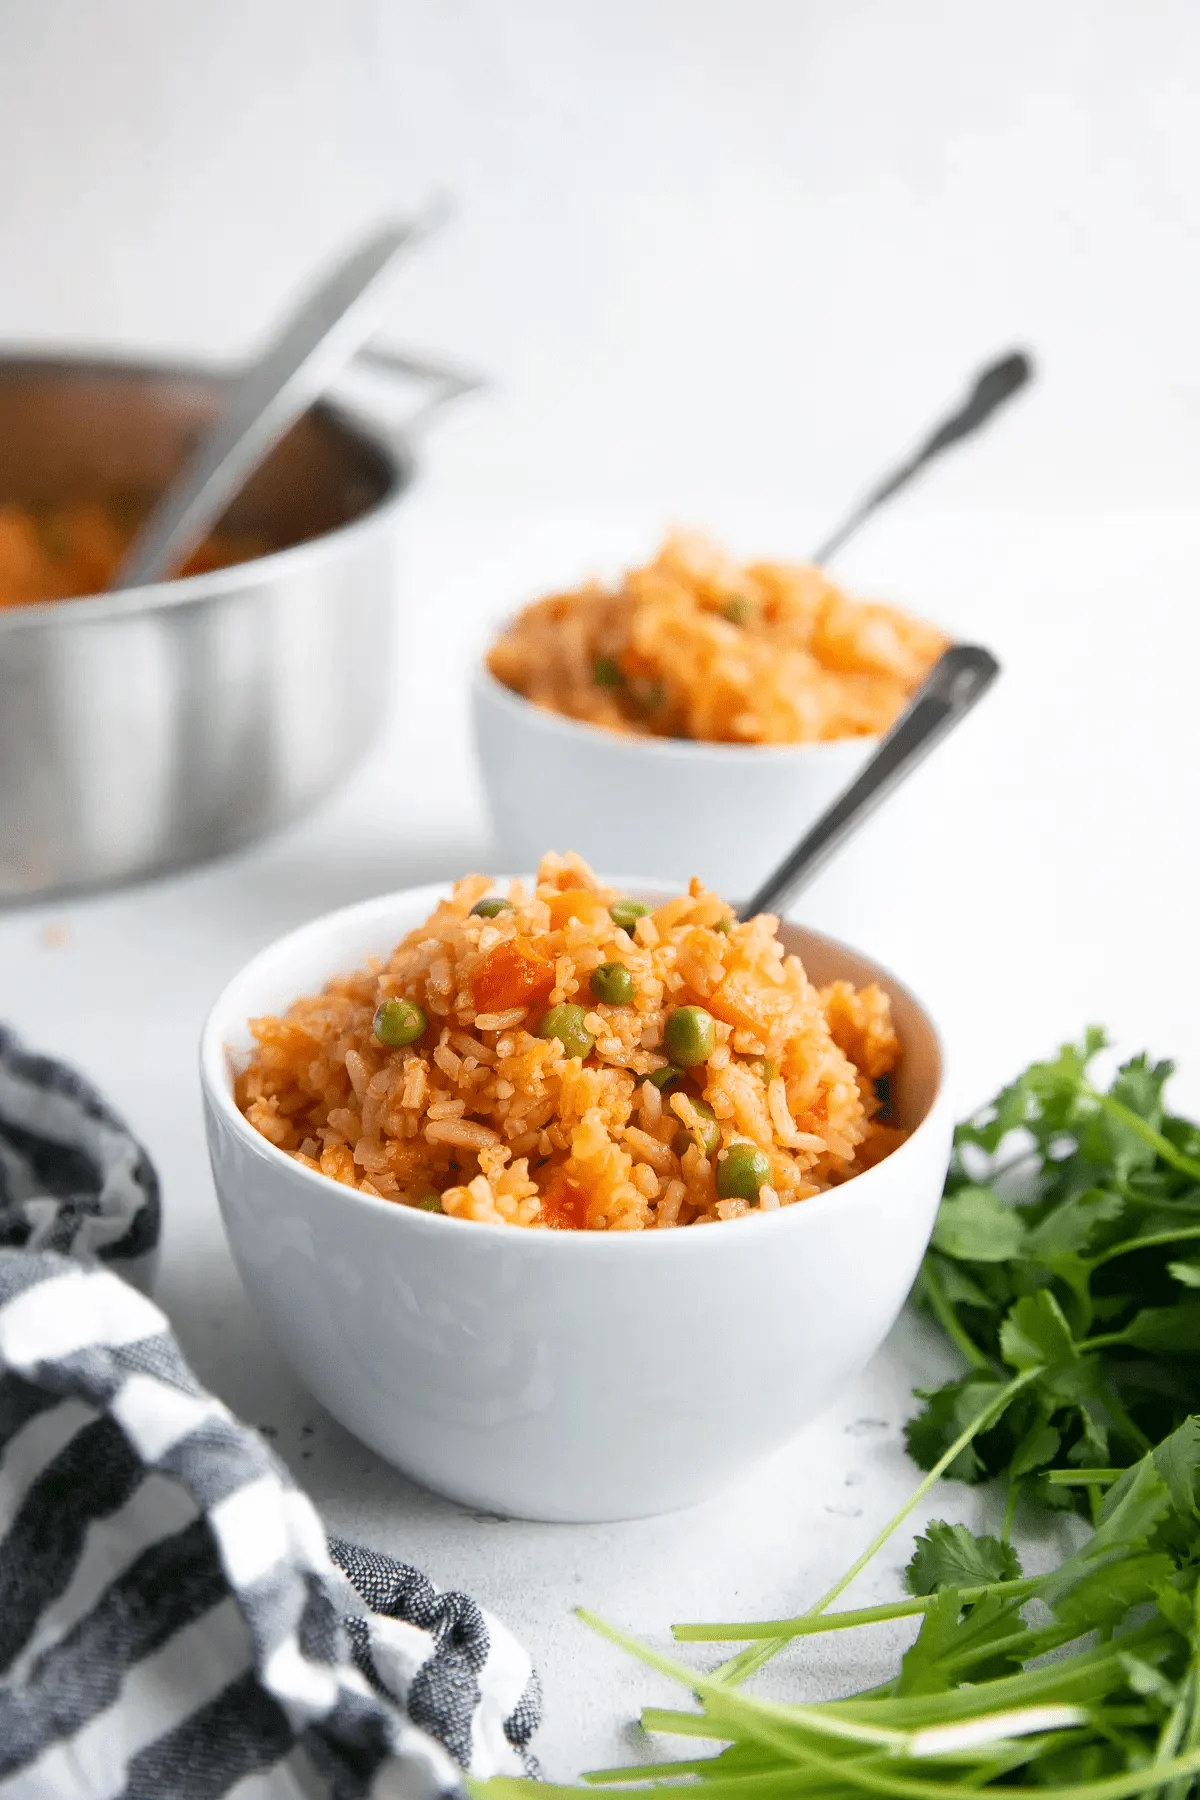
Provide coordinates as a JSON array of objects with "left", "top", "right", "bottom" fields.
[
  {"left": 2, "top": 0, "right": 1199, "bottom": 515},
  {"left": 0, "top": 0, "right": 1198, "bottom": 1780}
]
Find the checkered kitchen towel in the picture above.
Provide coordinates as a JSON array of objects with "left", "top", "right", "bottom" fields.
[{"left": 0, "top": 1026, "right": 540, "bottom": 1798}]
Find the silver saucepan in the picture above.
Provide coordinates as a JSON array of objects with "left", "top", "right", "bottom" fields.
[{"left": 0, "top": 352, "right": 461, "bottom": 903}]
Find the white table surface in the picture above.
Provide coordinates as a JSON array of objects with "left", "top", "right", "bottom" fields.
[{"left": 2, "top": 496, "right": 1196, "bottom": 1779}]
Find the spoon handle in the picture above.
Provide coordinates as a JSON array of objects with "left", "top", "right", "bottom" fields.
[
  {"left": 738, "top": 644, "right": 1000, "bottom": 921},
  {"left": 812, "top": 351, "right": 1032, "bottom": 566},
  {"left": 111, "top": 216, "right": 437, "bottom": 591}
]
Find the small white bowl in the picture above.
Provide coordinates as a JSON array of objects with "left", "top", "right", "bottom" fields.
[
  {"left": 200, "top": 881, "right": 953, "bottom": 1522},
  {"left": 471, "top": 668, "right": 875, "bottom": 898}
]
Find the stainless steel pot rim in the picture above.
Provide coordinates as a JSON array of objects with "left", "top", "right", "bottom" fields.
[{"left": 0, "top": 350, "right": 414, "bottom": 633}]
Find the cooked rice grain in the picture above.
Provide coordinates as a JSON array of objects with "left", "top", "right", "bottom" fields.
[{"left": 236, "top": 855, "right": 905, "bottom": 1230}]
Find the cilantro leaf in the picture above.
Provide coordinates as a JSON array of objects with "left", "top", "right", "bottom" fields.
[
  {"left": 1099, "top": 1055, "right": 1173, "bottom": 1179},
  {"left": 1152, "top": 1415, "right": 1200, "bottom": 1517},
  {"left": 1023, "top": 1188, "right": 1125, "bottom": 1262},
  {"left": 904, "top": 1376, "right": 1016, "bottom": 1484},
  {"left": 1117, "top": 1651, "right": 1181, "bottom": 1710},
  {"left": 931, "top": 1185, "right": 1026, "bottom": 1262},
  {"left": 904, "top": 1521, "right": 1023, "bottom": 1596},
  {"left": 1066, "top": 1403, "right": 1111, "bottom": 1468},
  {"left": 926, "top": 1251, "right": 993, "bottom": 1309},
  {"left": 1093, "top": 1451, "right": 1174, "bottom": 1547},
  {"left": 1009, "top": 1413, "right": 1062, "bottom": 1478},
  {"left": 1153, "top": 1580, "right": 1195, "bottom": 1634},
  {"left": 1048, "top": 1553, "right": 1175, "bottom": 1630},
  {"left": 1115, "top": 1302, "right": 1200, "bottom": 1354},
  {"left": 999, "top": 1290, "right": 1079, "bottom": 1371},
  {"left": 895, "top": 1589, "right": 963, "bottom": 1696}
]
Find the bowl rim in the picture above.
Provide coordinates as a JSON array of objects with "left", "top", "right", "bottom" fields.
[
  {"left": 0, "top": 350, "right": 414, "bottom": 633},
  {"left": 471, "top": 664, "right": 882, "bottom": 764},
  {"left": 200, "top": 877, "right": 951, "bottom": 1254}
]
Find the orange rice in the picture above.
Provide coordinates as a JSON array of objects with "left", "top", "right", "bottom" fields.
[
  {"left": 0, "top": 497, "right": 271, "bottom": 609},
  {"left": 487, "top": 531, "right": 948, "bottom": 745},
  {"left": 237, "top": 855, "right": 906, "bottom": 1231}
]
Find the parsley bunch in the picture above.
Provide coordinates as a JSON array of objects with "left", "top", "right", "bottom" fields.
[{"left": 477, "top": 1033, "right": 1200, "bottom": 1800}]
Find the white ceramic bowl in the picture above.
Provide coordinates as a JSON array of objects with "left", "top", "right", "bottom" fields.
[
  {"left": 200, "top": 881, "right": 953, "bottom": 1523},
  {"left": 472, "top": 668, "right": 876, "bottom": 898}
]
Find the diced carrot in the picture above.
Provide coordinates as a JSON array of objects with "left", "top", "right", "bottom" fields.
[
  {"left": 471, "top": 938, "right": 556, "bottom": 1014},
  {"left": 539, "top": 1172, "right": 589, "bottom": 1230},
  {"left": 546, "top": 888, "right": 608, "bottom": 929},
  {"left": 709, "top": 968, "right": 794, "bottom": 1038}
]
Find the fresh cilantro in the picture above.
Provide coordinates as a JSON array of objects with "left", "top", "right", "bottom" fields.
[
  {"left": 907, "top": 1031, "right": 1200, "bottom": 1505},
  {"left": 502, "top": 1034, "right": 1200, "bottom": 1800},
  {"left": 905, "top": 1520, "right": 1023, "bottom": 1595},
  {"left": 931, "top": 1184, "right": 1027, "bottom": 1261}
]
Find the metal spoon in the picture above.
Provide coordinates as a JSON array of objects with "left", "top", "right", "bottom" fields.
[
  {"left": 739, "top": 354, "right": 1023, "bottom": 913},
  {"left": 812, "top": 350, "right": 1032, "bottom": 566},
  {"left": 739, "top": 642, "right": 999, "bottom": 920},
  {"left": 111, "top": 215, "right": 439, "bottom": 590}
]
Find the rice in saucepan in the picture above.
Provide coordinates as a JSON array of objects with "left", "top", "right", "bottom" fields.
[
  {"left": 487, "top": 531, "right": 948, "bottom": 744},
  {"left": 237, "top": 855, "right": 906, "bottom": 1230}
]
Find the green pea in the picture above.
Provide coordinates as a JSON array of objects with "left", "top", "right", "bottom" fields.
[
  {"left": 593, "top": 654, "right": 623, "bottom": 688},
  {"left": 723, "top": 598, "right": 750, "bottom": 625},
  {"left": 762, "top": 1057, "right": 779, "bottom": 1083},
  {"left": 609, "top": 899, "right": 650, "bottom": 933},
  {"left": 537, "top": 1004, "right": 595, "bottom": 1059},
  {"left": 415, "top": 1193, "right": 443, "bottom": 1213},
  {"left": 644, "top": 1064, "right": 682, "bottom": 1091},
  {"left": 713, "top": 917, "right": 734, "bottom": 935},
  {"left": 671, "top": 1095, "right": 721, "bottom": 1160},
  {"left": 374, "top": 998, "right": 427, "bottom": 1047},
  {"left": 590, "top": 961, "right": 634, "bottom": 1005},
  {"left": 664, "top": 1006, "right": 716, "bottom": 1068},
  {"left": 471, "top": 896, "right": 513, "bottom": 918},
  {"left": 716, "top": 1141, "right": 771, "bottom": 1201}
]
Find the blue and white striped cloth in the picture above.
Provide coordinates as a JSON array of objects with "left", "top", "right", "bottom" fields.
[{"left": 0, "top": 1026, "right": 540, "bottom": 1798}]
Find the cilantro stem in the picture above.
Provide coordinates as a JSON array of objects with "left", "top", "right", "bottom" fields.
[
  {"left": 672, "top": 1577, "right": 1038, "bottom": 1642},
  {"left": 578, "top": 1607, "right": 908, "bottom": 1753},
  {"left": 1165, "top": 1660, "right": 1200, "bottom": 1800},
  {"left": 918, "top": 1260, "right": 995, "bottom": 1371},
  {"left": 584, "top": 1756, "right": 718, "bottom": 1782},
  {"left": 634, "top": 1708, "right": 721, "bottom": 1739},
  {"left": 1084, "top": 1085, "right": 1200, "bottom": 1183},
  {"left": 1152, "top": 1669, "right": 1191, "bottom": 1781},
  {"left": 804, "top": 1370, "right": 1039, "bottom": 1616},
  {"left": 1118, "top": 1182, "right": 1200, "bottom": 1214},
  {"left": 742, "top": 1731, "right": 1200, "bottom": 1800},
  {"left": 1044, "top": 1468, "right": 1122, "bottom": 1486},
  {"left": 941, "top": 1618, "right": 1086, "bottom": 1676},
  {"left": 841, "top": 1620, "right": 1169, "bottom": 1723},
  {"left": 712, "top": 1368, "right": 1041, "bottom": 1687},
  {"left": 1087, "top": 1224, "right": 1200, "bottom": 1270}
]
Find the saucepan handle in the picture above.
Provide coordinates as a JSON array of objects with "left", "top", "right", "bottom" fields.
[{"left": 343, "top": 343, "right": 487, "bottom": 439}]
